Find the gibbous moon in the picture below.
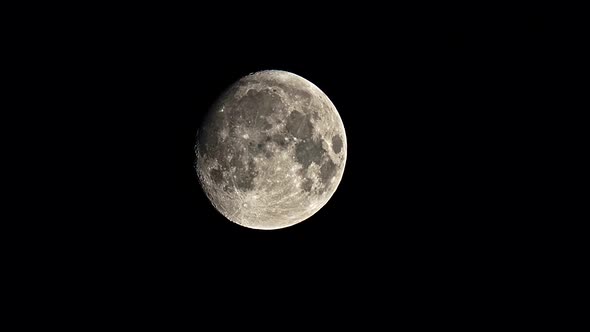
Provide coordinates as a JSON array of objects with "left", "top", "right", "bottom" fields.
[{"left": 195, "top": 70, "right": 347, "bottom": 230}]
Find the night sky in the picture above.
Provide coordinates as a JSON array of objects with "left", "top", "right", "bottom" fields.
[
  {"left": 59, "top": 6, "right": 550, "bottom": 322},
  {"left": 134, "top": 12, "right": 547, "bottom": 253}
]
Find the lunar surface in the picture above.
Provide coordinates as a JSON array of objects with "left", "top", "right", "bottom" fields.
[{"left": 195, "top": 70, "right": 347, "bottom": 230}]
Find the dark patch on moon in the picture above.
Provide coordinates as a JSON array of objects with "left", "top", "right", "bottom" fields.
[
  {"left": 271, "top": 133, "right": 289, "bottom": 147},
  {"left": 197, "top": 83, "right": 245, "bottom": 157},
  {"left": 199, "top": 128, "right": 231, "bottom": 168},
  {"left": 247, "top": 139, "right": 274, "bottom": 159},
  {"left": 235, "top": 89, "right": 282, "bottom": 128},
  {"left": 246, "top": 141, "right": 258, "bottom": 156},
  {"left": 264, "top": 148, "right": 273, "bottom": 159},
  {"left": 286, "top": 110, "right": 313, "bottom": 139},
  {"left": 332, "top": 135, "right": 343, "bottom": 154},
  {"left": 222, "top": 146, "right": 259, "bottom": 191},
  {"left": 301, "top": 178, "right": 313, "bottom": 192},
  {"left": 320, "top": 159, "right": 337, "bottom": 186},
  {"left": 295, "top": 139, "right": 324, "bottom": 168},
  {"left": 229, "top": 152, "right": 242, "bottom": 169},
  {"left": 234, "top": 158, "right": 258, "bottom": 191},
  {"left": 210, "top": 168, "right": 224, "bottom": 184},
  {"left": 197, "top": 119, "right": 223, "bottom": 157}
]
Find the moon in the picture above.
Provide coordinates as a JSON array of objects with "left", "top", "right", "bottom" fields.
[{"left": 195, "top": 70, "right": 347, "bottom": 230}]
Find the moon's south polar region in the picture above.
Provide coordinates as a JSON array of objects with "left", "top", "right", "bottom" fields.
[{"left": 195, "top": 70, "right": 347, "bottom": 230}]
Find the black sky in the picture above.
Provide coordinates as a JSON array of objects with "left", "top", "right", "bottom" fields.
[
  {"left": 56, "top": 6, "right": 550, "bottom": 321},
  {"left": 120, "top": 13, "right": 547, "bottom": 242}
]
